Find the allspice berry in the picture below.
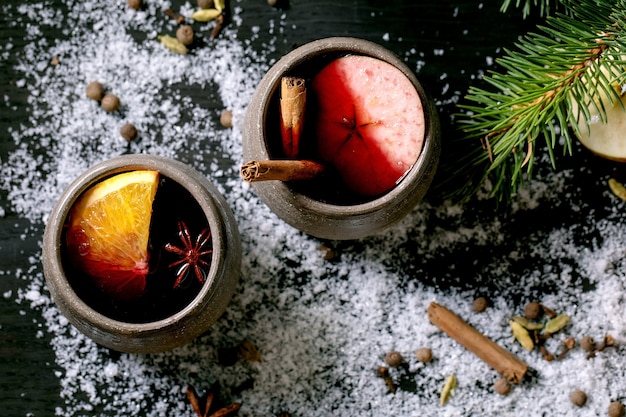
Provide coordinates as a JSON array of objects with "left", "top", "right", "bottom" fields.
[
  {"left": 494, "top": 378, "right": 511, "bottom": 396},
  {"left": 580, "top": 336, "right": 596, "bottom": 352},
  {"left": 524, "top": 301, "right": 541, "bottom": 320},
  {"left": 127, "top": 0, "right": 142, "bottom": 10},
  {"left": 608, "top": 401, "right": 625, "bottom": 417},
  {"left": 472, "top": 296, "right": 488, "bottom": 313},
  {"left": 197, "top": 0, "right": 214, "bottom": 9},
  {"left": 220, "top": 109, "right": 233, "bottom": 128},
  {"left": 120, "top": 123, "right": 137, "bottom": 142},
  {"left": 101, "top": 93, "right": 121, "bottom": 112},
  {"left": 176, "top": 25, "right": 194, "bottom": 46},
  {"left": 570, "top": 389, "right": 587, "bottom": 407},
  {"left": 415, "top": 347, "right": 432, "bottom": 363},
  {"left": 86, "top": 81, "right": 105, "bottom": 101},
  {"left": 384, "top": 351, "right": 403, "bottom": 367}
]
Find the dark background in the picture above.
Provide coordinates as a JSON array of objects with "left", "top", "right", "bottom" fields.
[{"left": 0, "top": 0, "right": 585, "bottom": 415}]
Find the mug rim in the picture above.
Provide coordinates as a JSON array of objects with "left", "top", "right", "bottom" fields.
[
  {"left": 42, "top": 154, "right": 233, "bottom": 335},
  {"left": 247, "top": 36, "right": 440, "bottom": 217}
]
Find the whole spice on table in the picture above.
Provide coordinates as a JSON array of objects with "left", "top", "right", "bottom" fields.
[
  {"left": 86, "top": 81, "right": 105, "bottom": 101},
  {"left": 472, "top": 296, "right": 488, "bottom": 313},
  {"left": 541, "top": 304, "right": 557, "bottom": 319},
  {"left": 176, "top": 25, "right": 194, "bottom": 46},
  {"left": 220, "top": 109, "right": 233, "bottom": 128},
  {"left": 524, "top": 301, "right": 541, "bottom": 320},
  {"left": 101, "top": 93, "right": 120, "bottom": 112},
  {"left": 494, "top": 378, "right": 511, "bottom": 396},
  {"left": 376, "top": 366, "right": 396, "bottom": 394},
  {"left": 415, "top": 347, "right": 433, "bottom": 363},
  {"left": 384, "top": 351, "right": 403, "bottom": 367},
  {"left": 238, "top": 340, "right": 261, "bottom": 362},
  {"left": 608, "top": 401, "right": 625, "bottom": 417},
  {"left": 158, "top": 35, "right": 188, "bottom": 55},
  {"left": 165, "top": 8, "right": 186, "bottom": 24},
  {"left": 570, "top": 390, "right": 588, "bottom": 407},
  {"left": 509, "top": 320, "right": 534, "bottom": 351},
  {"left": 428, "top": 302, "right": 528, "bottom": 384},
  {"left": 120, "top": 123, "right": 137, "bottom": 142},
  {"left": 543, "top": 314, "right": 570, "bottom": 335},
  {"left": 127, "top": 0, "right": 142, "bottom": 10},
  {"left": 440, "top": 374, "right": 457, "bottom": 406},
  {"left": 587, "top": 334, "right": 616, "bottom": 359},
  {"left": 186, "top": 384, "right": 242, "bottom": 417},
  {"left": 580, "top": 335, "right": 596, "bottom": 352},
  {"left": 556, "top": 337, "right": 576, "bottom": 361},
  {"left": 198, "top": 0, "right": 214, "bottom": 9}
]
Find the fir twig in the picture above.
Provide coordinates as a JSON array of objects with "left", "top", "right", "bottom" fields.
[
  {"left": 444, "top": 0, "right": 626, "bottom": 204},
  {"left": 500, "top": 0, "right": 557, "bottom": 18}
]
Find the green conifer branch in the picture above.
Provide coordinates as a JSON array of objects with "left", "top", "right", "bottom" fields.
[{"left": 444, "top": 0, "right": 626, "bottom": 204}]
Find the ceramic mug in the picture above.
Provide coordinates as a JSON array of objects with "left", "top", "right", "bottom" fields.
[
  {"left": 42, "top": 154, "right": 241, "bottom": 353},
  {"left": 242, "top": 37, "right": 441, "bottom": 240}
]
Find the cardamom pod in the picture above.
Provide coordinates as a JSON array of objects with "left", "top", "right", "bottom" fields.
[
  {"left": 157, "top": 35, "right": 188, "bottom": 55},
  {"left": 191, "top": 8, "right": 221, "bottom": 22},
  {"left": 608, "top": 178, "right": 626, "bottom": 202},
  {"left": 543, "top": 314, "right": 570, "bottom": 335},
  {"left": 510, "top": 320, "right": 534, "bottom": 351},
  {"left": 214, "top": 0, "right": 226, "bottom": 12},
  {"left": 511, "top": 315, "right": 544, "bottom": 331},
  {"left": 440, "top": 374, "right": 457, "bottom": 406}
]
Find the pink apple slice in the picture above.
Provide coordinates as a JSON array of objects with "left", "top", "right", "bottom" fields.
[{"left": 312, "top": 55, "right": 425, "bottom": 196}]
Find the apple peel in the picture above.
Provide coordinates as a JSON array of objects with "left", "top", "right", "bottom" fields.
[{"left": 312, "top": 55, "right": 425, "bottom": 196}]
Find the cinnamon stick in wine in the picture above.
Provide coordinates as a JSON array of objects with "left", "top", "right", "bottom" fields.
[
  {"left": 427, "top": 302, "right": 528, "bottom": 384},
  {"left": 240, "top": 159, "right": 325, "bottom": 182},
  {"left": 280, "top": 76, "right": 306, "bottom": 158}
]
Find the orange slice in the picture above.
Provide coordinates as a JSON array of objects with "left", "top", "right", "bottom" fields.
[{"left": 65, "top": 170, "right": 160, "bottom": 301}]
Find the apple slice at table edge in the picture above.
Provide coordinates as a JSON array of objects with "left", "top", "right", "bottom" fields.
[{"left": 312, "top": 55, "right": 425, "bottom": 196}]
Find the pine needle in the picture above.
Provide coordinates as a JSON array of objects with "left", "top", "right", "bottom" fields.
[{"left": 443, "top": 0, "right": 626, "bottom": 204}]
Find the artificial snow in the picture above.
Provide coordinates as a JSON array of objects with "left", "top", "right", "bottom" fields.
[{"left": 1, "top": 0, "right": 625, "bottom": 416}]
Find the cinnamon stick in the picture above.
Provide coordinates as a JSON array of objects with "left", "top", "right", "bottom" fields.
[
  {"left": 280, "top": 76, "right": 306, "bottom": 158},
  {"left": 427, "top": 302, "right": 528, "bottom": 384},
  {"left": 240, "top": 159, "right": 325, "bottom": 182}
]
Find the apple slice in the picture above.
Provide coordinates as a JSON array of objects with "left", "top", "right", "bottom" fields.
[
  {"left": 571, "top": 58, "right": 626, "bottom": 161},
  {"left": 312, "top": 55, "right": 425, "bottom": 196},
  {"left": 573, "top": 87, "right": 626, "bottom": 161}
]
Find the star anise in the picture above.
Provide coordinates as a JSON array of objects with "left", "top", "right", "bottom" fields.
[{"left": 186, "top": 385, "right": 241, "bottom": 417}]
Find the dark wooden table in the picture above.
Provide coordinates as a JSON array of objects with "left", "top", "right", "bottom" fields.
[{"left": 3, "top": 1, "right": 621, "bottom": 416}]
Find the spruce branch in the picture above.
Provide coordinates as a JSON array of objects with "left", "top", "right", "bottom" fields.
[
  {"left": 443, "top": 0, "right": 626, "bottom": 204},
  {"left": 500, "top": 0, "right": 558, "bottom": 18}
]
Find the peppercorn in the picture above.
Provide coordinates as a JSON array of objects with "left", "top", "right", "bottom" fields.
[
  {"left": 415, "top": 347, "right": 432, "bottom": 363},
  {"left": 385, "top": 351, "right": 403, "bottom": 367},
  {"left": 570, "top": 389, "right": 587, "bottom": 407},
  {"left": 472, "top": 296, "right": 488, "bottom": 313},
  {"left": 120, "top": 123, "right": 137, "bottom": 142},
  {"left": 580, "top": 335, "right": 596, "bottom": 352},
  {"left": 176, "top": 25, "right": 194, "bottom": 47},
  {"left": 86, "top": 81, "right": 105, "bottom": 101},
  {"left": 524, "top": 301, "right": 541, "bottom": 320},
  {"left": 197, "top": 0, "right": 214, "bottom": 9},
  {"left": 608, "top": 401, "right": 625, "bottom": 417},
  {"left": 101, "top": 93, "right": 121, "bottom": 112},
  {"left": 127, "top": 0, "right": 142, "bottom": 10},
  {"left": 220, "top": 109, "right": 233, "bottom": 128},
  {"left": 494, "top": 378, "right": 511, "bottom": 396}
]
